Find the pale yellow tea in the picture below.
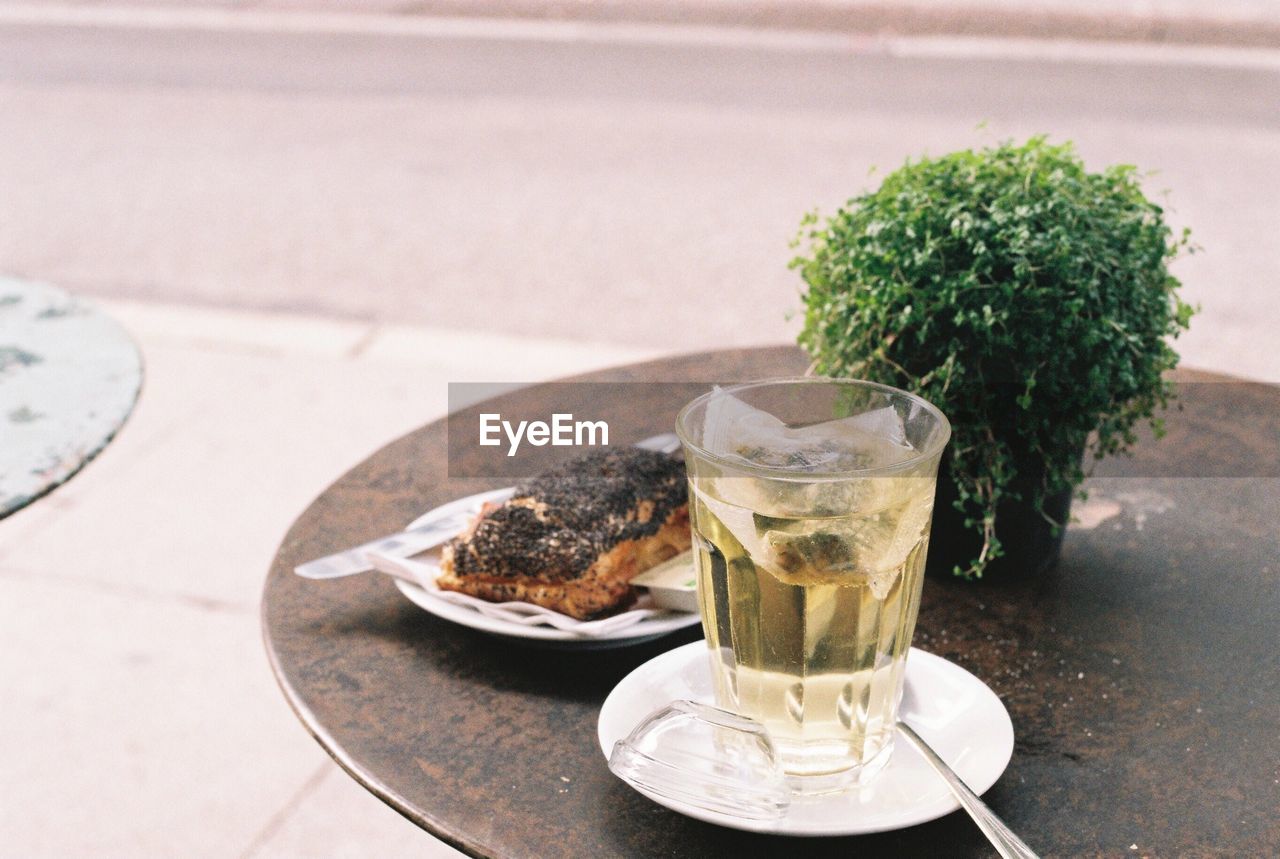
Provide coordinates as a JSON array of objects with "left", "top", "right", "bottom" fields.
[
  {"left": 677, "top": 380, "right": 948, "bottom": 791},
  {"left": 692, "top": 472, "right": 934, "bottom": 779}
]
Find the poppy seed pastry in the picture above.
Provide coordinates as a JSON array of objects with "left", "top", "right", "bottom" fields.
[{"left": 438, "top": 448, "right": 691, "bottom": 619}]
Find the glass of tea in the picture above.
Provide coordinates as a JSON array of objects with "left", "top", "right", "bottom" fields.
[{"left": 676, "top": 378, "right": 950, "bottom": 793}]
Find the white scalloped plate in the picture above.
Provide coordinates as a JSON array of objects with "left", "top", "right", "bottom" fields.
[{"left": 393, "top": 489, "right": 701, "bottom": 649}]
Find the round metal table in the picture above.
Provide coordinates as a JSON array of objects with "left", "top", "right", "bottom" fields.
[
  {"left": 263, "top": 346, "right": 1280, "bottom": 858},
  {"left": 0, "top": 277, "right": 143, "bottom": 518}
]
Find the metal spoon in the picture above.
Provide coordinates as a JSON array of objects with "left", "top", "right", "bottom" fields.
[{"left": 896, "top": 721, "right": 1040, "bottom": 859}]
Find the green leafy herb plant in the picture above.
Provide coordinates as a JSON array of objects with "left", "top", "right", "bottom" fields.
[{"left": 791, "top": 136, "right": 1195, "bottom": 578}]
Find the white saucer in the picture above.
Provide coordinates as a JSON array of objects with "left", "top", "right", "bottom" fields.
[
  {"left": 597, "top": 641, "right": 1014, "bottom": 835},
  {"left": 393, "top": 489, "right": 701, "bottom": 650}
]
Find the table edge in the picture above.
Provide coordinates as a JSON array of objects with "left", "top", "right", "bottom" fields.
[{"left": 258, "top": 596, "right": 492, "bottom": 858}]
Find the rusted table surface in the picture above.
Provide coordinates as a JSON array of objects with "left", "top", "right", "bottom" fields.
[{"left": 263, "top": 347, "right": 1280, "bottom": 858}]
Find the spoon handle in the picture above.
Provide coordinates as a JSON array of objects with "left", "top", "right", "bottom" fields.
[{"left": 896, "top": 722, "right": 1040, "bottom": 859}]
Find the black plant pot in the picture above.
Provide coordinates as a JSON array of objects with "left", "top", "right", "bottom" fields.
[{"left": 925, "top": 461, "right": 1074, "bottom": 582}]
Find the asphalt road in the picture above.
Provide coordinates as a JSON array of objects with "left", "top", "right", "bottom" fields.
[{"left": 1, "top": 9, "right": 1278, "bottom": 379}]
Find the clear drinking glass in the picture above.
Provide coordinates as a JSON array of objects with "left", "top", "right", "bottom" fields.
[{"left": 676, "top": 378, "right": 950, "bottom": 794}]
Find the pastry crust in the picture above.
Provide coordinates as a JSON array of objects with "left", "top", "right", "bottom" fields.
[
  {"left": 438, "top": 449, "right": 691, "bottom": 619},
  {"left": 438, "top": 508, "right": 689, "bottom": 618}
]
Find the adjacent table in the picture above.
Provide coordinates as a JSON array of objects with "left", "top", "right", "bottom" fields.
[
  {"left": 0, "top": 277, "right": 142, "bottom": 518},
  {"left": 263, "top": 346, "right": 1280, "bottom": 857}
]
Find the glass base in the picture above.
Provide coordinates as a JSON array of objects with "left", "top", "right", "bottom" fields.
[{"left": 782, "top": 735, "right": 895, "bottom": 796}]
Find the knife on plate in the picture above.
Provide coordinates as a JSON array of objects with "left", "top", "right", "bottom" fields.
[{"left": 293, "top": 432, "right": 681, "bottom": 580}]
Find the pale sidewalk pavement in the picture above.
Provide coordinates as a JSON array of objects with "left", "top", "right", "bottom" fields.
[
  {"left": 0, "top": 299, "right": 661, "bottom": 858},
  {"left": 6, "top": 0, "right": 1278, "bottom": 47}
]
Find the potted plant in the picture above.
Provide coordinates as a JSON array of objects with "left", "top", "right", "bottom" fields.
[{"left": 790, "top": 137, "right": 1196, "bottom": 579}]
